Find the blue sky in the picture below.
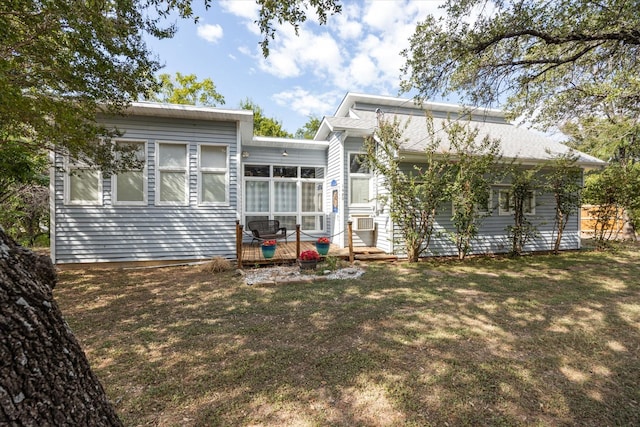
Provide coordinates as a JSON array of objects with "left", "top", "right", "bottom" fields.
[{"left": 144, "top": 0, "right": 448, "bottom": 135}]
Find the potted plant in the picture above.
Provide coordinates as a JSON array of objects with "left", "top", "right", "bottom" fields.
[
  {"left": 299, "top": 249, "right": 320, "bottom": 270},
  {"left": 315, "top": 237, "right": 330, "bottom": 255},
  {"left": 261, "top": 240, "right": 277, "bottom": 259}
]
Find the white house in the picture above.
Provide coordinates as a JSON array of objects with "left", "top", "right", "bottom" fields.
[{"left": 50, "top": 93, "right": 604, "bottom": 265}]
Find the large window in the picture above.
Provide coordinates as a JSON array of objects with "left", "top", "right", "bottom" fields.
[
  {"left": 113, "top": 140, "right": 147, "bottom": 205},
  {"left": 349, "top": 153, "right": 372, "bottom": 205},
  {"left": 199, "top": 144, "right": 228, "bottom": 205},
  {"left": 244, "top": 165, "right": 325, "bottom": 231},
  {"left": 157, "top": 142, "right": 188, "bottom": 205},
  {"left": 65, "top": 158, "right": 102, "bottom": 205}
]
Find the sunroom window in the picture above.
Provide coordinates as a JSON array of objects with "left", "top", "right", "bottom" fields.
[
  {"left": 113, "top": 141, "right": 146, "bottom": 205},
  {"left": 243, "top": 165, "right": 325, "bottom": 231},
  {"left": 199, "top": 144, "right": 228, "bottom": 205},
  {"left": 157, "top": 142, "right": 188, "bottom": 205},
  {"left": 65, "top": 158, "right": 102, "bottom": 205}
]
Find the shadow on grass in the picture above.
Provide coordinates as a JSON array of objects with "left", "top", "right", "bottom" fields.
[{"left": 56, "top": 247, "right": 640, "bottom": 426}]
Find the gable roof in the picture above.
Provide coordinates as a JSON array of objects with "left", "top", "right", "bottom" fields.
[{"left": 316, "top": 93, "right": 605, "bottom": 168}]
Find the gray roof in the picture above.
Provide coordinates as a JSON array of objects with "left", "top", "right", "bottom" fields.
[{"left": 320, "top": 96, "right": 605, "bottom": 168}]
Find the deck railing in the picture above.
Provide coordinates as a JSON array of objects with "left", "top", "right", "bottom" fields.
[{"left": 235, "top": 220, "right": 355, "bottom": 268}]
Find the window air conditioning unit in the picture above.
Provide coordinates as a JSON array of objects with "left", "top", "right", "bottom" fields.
[{"left": 351, "top": 215, "right": 375, "bottom": 231}]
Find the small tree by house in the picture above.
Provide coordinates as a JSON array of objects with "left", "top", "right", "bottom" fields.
[
  {"left": 446, "top": 119, "right": 502, "bottom": 260},
  {"left": 583, "top": 165, "right": 628, "bottom": 248},
  {"left": 544, "top": 152, "right": 582, "bottom": 254},
  {"left": 505, "top": 168, "right": 542, "bottom": 256},
  {"left": 364, "top": 116, "right": 451, "bottom": 262}
]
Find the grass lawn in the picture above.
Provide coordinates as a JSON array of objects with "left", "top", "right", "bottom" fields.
[{"left": 56, "top": 244, "right": 640, "bottom": 426}]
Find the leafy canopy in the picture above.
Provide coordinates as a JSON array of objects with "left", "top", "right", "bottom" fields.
[
  {"left": 0, "top": 0, "right": 337, "bottom": 177},
  {"left": 401, "top": 0, "right": 640, "bottom": 128}
]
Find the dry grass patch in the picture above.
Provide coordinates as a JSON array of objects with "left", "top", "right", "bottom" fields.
[{"left": 56, "top": 244, "right": 640, "bottom": 426}]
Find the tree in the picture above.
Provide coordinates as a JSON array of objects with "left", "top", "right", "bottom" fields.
[
  {"left": 401, "top": 0, "right": 640, "bottom": 128},
  {"left": 144, "top": 72, "right": 225, "bottom": 106},
  {"left": 240, "top": 99, "right": 293, "bottom": 138},
  {"left": 1, "top": 0, "right": 339, "bottom": 423},
  {"left": 364, "top": 116, "right": 451, "bottom": 262},
  {"left": 446, "top": 119, "right": 502, "bottom": 260},
  {"left": 1, "top": 0, "right": 338, "bottom": 176},
  {"left": 0, "top": 0, "right": 180, "bottom": 175},
  {"left": 564, "top": 117, "right": 640, "bottom": 238},
  {"left": 544, "top": 152, "right": 583, "bottom": 254},
  {"left": 505, "top": 168, "right": 541, "bottom": 256},
  {"left": 295, "top": 115, "right": 322, "bottom": 139},
  {"left": 563, "top": 116, "right": 640, "bottom": 166},
  {"left": 0, "top": 231, "right": 123, "bottom": 425},
  {"left": 583, "top": 164, "right": 640, "bottom": 245},
  {"left": 256, "top": 0, "right": 342, "bottom": 56}
]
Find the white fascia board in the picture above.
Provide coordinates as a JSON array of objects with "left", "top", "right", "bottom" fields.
[{"left": 124, "top": 102, "right": 254, "bottom": 123}]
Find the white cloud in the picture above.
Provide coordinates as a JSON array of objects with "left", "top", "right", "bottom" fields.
[
  {"left": 219, "top": 0, "right": 261, "bottom": 35},
  {"left": 258, "top": 25, "right": 342, "bottom": 80},
  {"left": 219, "top": 0, "right": 259, "bottom": 20},
  {"left": 197, "top": 24, "right": 223, "bottom": 43},
  {"left": 272, "top": 88, "right": 340, "bottom": 117},
  {"left": 331, "top": 3, "right": 363, "bottom": 40}
]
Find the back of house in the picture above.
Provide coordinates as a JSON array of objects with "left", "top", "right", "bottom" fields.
[{"left": 50, "top": 93, "right": 605, "bottom": 266}]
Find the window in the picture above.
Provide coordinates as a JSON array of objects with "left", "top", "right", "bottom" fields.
[
  {"left": 349, "top": 153, "right": 371, "bottom": 205},
  {"left": 452, "top": 190, "right": 492, "bottom": 216},
  {"left": 498, "top": 189, "right": 535, "bottom": 215},
  {"left": 65, "top": 158, "right": 102, "bottom": 205},
  {"left": 301, "top": 182, "right": 323, "bottom": 231},
  {"left": 113, "top": 141, "right": 146, "bottom": 205},
  {"left": 199, "top": 144, "right": 228, "bottom": 205},
  {"left": 243, "top": 165, "right": 325, "bottom": 231},
  {"left": 157, "top": 142, "right": 188, "bottom": 205}
]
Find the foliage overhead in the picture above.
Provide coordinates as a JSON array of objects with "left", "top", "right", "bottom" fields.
[
  {"left": 0, "top": 0, "right": 182, "bottom": 173},
  {"left": 1, "top": 0, "right": 335, "bottom": 176},
  {"left": 256, "top": 0, "right": 342, "bottom": 56},
  {"left": 401, "top": 0, "right": 640, "bottom": 128},
  {"left": 144, "top": 72, "right": 225, "bottom": 106},
  {"left": 563, "top": 116, "right": 640, "bottom": 165},
  {"left": 240, "top": 98, "right": 293, "bottom": 138}
]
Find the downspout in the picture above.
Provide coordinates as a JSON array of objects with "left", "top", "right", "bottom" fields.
[{"left": 48, "top": 149, "right": 56, "bottom": 264}]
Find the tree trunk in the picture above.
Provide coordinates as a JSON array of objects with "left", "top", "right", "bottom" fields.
[{"left": 0, "top": 228, "right": 122, "bottom": 426}]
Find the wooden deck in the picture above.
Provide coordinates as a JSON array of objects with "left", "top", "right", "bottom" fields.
[{"left": 240, "top": 242, "right": 396, "bottom": 266}]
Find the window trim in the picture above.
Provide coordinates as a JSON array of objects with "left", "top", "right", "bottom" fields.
[
  {"left": 112, "top": 139, "right": 148, "bottom": 207},
  {"left": 348, "top": 151, "right": 373, "bottom": 207},
  {"left": 155, "top": 141, "right": 189, "bottom": 207},
  {"left": 197, "top": 143, "right": 229, "bottom": 206},
  {"left": 64, "top": 156, "right": 103, "bottom": 206},
  {"left": 243, "top": 164, "right": 325, "bottom": 232},
  {"left": 451, "top": 189, "right": 492, "bottom": 216},
  {"left": 498, "top": 187, "right": 535, "bottom": 216}
]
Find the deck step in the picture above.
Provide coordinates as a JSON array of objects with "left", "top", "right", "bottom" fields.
[{"left": 355, "top": 253, "right": 398, "bottom": 261}]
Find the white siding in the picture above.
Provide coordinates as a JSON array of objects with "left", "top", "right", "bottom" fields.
[
  {"left": 326, "top": 132, "right": 344, "bottom": 247},
  {"left": 53, "top": 115, "right": 239, "bottom": 264}
]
